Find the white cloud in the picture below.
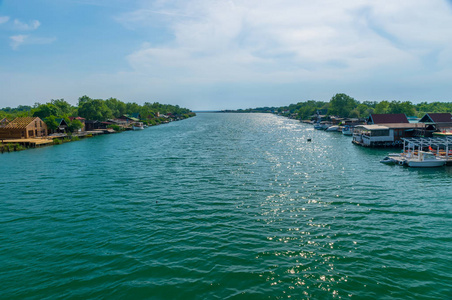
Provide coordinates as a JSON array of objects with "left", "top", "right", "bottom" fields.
[
  {"left": 9, "top": 35, "right": 56, "bottom": 50},
  {"left": 120, "top": 1, "right": 452, "bottom": 83},
  {"left": 0, "top": 16, "right": 9, "bottom": 24},
  {"left": 105, "top": 0, "right": 452, "bottom": 107},
  {"left": 13, "top": 19, "right": 41, "bottom": 30},
  {"left": 10, "top": 35, "right": 28, "bottom": 50}
]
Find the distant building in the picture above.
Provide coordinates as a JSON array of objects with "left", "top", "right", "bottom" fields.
[
  {"left": 117, "top": 115, "right": 139, "bottom": 124},
  {"left": 367, "top": 114, "right": 409, "bottom": 124},
  {"left": 353, "top": 123, "right": 426, "bottom": 147},
  {"left": 55, "top": 118, "right": 69, "bottom": 133},
  {"left": 0, "top": 117, "right": 47, "bottom": 139},
  {"left": 419, "top": 113, "right": 452, "bottom": 133},
  {"left": 419, "top": 113, "right": 452, "bottom": 123}
]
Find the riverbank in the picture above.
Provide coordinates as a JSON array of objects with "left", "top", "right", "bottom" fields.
[{"left": 0, "top": 114, "right": 196, "bottom": 154}]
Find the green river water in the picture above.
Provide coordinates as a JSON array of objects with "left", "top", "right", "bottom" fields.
[{"left": 0, "top": 113, "right": 451, "bottom": 299}]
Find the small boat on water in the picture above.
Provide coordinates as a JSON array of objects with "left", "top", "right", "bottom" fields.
[
  {"left": 326, "top": 125, "right": 340, "bottom": 132},
  {"left": 342, "top": 125, "right": 352, "bottom": 136},
  {"left": 380, "top": 156, "right": 396, "bottom": 164},
  {"left": 380, "top": 153, "right": 403, "bottom": 164},
  {"left": 406, "top": 151, "right": 446, "bottom": 168},
  {"left": 132, "top": 122, "right": 144, "bottom": 130},
  {"left": 314, "top": 122, "right": 331, "bottom": 130}
]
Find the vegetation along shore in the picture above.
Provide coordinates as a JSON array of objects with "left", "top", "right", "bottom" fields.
[
  {"left": 222, "top": 94, "right": 452, "bottom": 160},
  {"left": 223, "top": 93, "right": 452, "bottom": 120},
  {"left": 0, "top": 96, "right": 195, "bottom": 153}
]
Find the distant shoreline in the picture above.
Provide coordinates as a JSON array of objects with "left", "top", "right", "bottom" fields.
[{"left": 193, "top": 110, "right": 222, "bottom": 113}]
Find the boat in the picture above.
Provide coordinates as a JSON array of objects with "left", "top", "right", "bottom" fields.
[
  {"left": 342, "top": 125, "right": 352, "bottom": 136},
  {"left": 380, "top": 156, "right": 396, "bottom": 164},
  {"left": 406, "top": 151, "right": 446, "bottom": 168},
  {"left": 380, "top": 153, "right": 403, "bottom": 164},
  {"left": 132, "top": 122, "right": 144, "bottom": 130},
  {"left": 326, "top": 125, "right": 340, "bottom": 132},
  {"left": 314, "top": 122, "right": 331, "bottom": 130},
  {"left": 314, "top": 123, "right": 323, "bottom": 130}
]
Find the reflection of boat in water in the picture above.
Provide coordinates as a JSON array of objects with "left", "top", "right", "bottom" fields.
[
  {"left": 406, "top": 151, "right": 446, "bottom": 168},
  {"left": 342, "top": 125, "right": 352, "bottom": 135},
  {"left": 132, "top": 122, "right": 144, "bottom": 130}
]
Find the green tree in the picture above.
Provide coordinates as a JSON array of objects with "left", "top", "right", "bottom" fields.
[
  {"left": 33, "top": 103, "right": 59, "bottom": 119},
  {"left": 328, "top": 93, "right": 358, "bottom": 117},
  {"left": 374, "top": 101, "right": 390, "bottom": 114},
  {"left": 44, "top": 115, "right": 59, "bottom": 132},
  {"left": 78, "top": 99, "right": 113, "bottom": 121},
  {"left": 348, "top": 108, "right": 360, "bottom": 118},
  {"left": 105, "top": 98, "right": 127, "bottom": 118},
  {"left": 78, "top": 95, "right": 92, "bottom": 106},
  {"left": 125, "top": 102, "right": 141, "bottom": 115},
  {"left": 51, "top": 99, "right": 74, "bottom": 116},
  {"left": 67, "top": 119, "right": 83, "bottom": 132}
]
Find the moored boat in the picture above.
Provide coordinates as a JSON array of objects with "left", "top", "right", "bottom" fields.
[
  {"left": 406, "top": 151, "right": 446, "bottom": 168},
  {"left": 132, "top": 122, "right": 144, "bottom": 130},
  {"left": 342, "top": 125, "right": 352, "bottom": 135},
  {"left": 326, "top": 125, "right": 340, "bottom": 132},
  {"left": 380, "top": 153, "right": 404, "bottom": 164}
]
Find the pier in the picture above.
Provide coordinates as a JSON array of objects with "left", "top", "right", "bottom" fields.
[
  {"left": 389, "top": 137, "right": 452, "bottom": 166},
  {"left": 1, "top": 138, "right": 54, "bottom": 147}
]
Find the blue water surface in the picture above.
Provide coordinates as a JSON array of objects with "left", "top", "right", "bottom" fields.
[{"left": 0, "top": 113, "right": 451, "bottom": 299}]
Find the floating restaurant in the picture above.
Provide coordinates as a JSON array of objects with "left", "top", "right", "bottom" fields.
[
  {"left": 352, "top": 123, "right": 426, "bottom": 147},
  {"left": 351, "top": 113, "right": 452, "bottom": 148}
]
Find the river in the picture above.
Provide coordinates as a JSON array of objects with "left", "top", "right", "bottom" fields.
[{"left": 0, "top": 113, "right": 451, "bottom": 299}]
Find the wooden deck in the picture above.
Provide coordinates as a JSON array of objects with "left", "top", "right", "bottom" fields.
[{"left": 1, "top": 138, "right": 53, "bottom": 146}]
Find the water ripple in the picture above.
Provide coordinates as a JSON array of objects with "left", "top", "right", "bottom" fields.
[{"left": 0, "top": 113, "right": 451, "bottom": 299}]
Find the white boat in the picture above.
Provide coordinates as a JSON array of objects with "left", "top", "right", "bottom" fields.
[
  {"left": 313, "top": 123, "right": 322, "bottom": 130},
  {"left": 342, "top": 125, "right": 352, "bottom": 135},
  {"left": 314, "top": 122, "right": 331, "bottom": 130},
  {"left": 132, "top": 122, "right": 144, "bottom": 130},
  {"left": 406, "top": 151, "right": 446, "bottom": 168},
  {"left": 326, "top": 125, "right": 340, "bottom": 132}
]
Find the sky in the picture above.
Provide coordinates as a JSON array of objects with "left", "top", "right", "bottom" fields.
[{"left": 1, "top": 0, "right": 452, "bottom": 110}]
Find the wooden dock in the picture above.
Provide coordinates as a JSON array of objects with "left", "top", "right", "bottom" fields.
[{"left": 1, "top": 138, "right": 54, "bottom": 146}]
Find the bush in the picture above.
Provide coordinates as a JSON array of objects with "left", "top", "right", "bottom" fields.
[
  {"left": 53, "top": 138, "right": 62, "bottom": 145},
  {"left": 15, "top": 143, "right": 25, "bottom": 151},
  {"left": 107, "top": 124, "right": 123, "bottom": 131}
]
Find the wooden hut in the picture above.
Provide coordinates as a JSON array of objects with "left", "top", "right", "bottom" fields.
[{"left": 0, "top": 117, "right": 47, "bottom": 139}]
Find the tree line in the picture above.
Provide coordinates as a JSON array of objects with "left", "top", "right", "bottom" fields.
[
  {"left": 0, "top": 96, "right": 195, "bottom": 131},
  {"left": 235, "top": 94, "right": 452, "bottom": 120}
]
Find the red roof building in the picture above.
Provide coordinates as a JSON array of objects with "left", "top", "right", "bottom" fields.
[
  {"left": 367, "top": 114, "right": 409, "bottom": 124},
  {"left": 419, "top": 113, "right": 452, "bottom": 123}
]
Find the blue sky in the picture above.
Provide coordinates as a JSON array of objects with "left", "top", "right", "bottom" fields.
[{"left": 1, "top": 0, "right": 452, "bottom": 110}]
